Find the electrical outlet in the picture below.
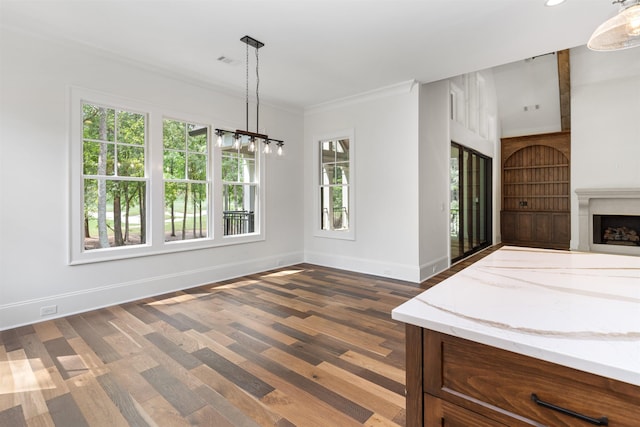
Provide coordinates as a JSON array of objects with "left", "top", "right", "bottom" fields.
[{"left": 40, "top": 305, "right": 57, "bottom": 316}]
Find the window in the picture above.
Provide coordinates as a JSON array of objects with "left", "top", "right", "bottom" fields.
[
  {"left": 70, "top": 88, "right": 265, "bottom": 264},
  {"left": 221, "top": 133, "right": 258, "bottom": 236},
  {"left": 163, "top": 119, "right": 209, "bottom": 242},
  {"left": 82, "top": 103, "right": 147, "bottom": 250},
  {"left": 316, "top": 131, "right": 354, "bottom": 239}
]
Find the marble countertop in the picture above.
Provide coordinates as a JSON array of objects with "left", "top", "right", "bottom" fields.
[{"left": 391, "top": 246, "right": 640, "bottom": 386}]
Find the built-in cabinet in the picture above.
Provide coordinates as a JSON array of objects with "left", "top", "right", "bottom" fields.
[{"left": 501, "top": 132, "right": 570, "bottom": 249}]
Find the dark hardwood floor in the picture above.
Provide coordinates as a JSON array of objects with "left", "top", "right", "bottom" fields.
[{"left": 0, "top": 247, "right": 498, "bottom": 426}]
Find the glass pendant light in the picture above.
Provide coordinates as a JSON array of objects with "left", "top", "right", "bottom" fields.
[{"left": 588, "top": 0, "right": 640, "bottom": 51}]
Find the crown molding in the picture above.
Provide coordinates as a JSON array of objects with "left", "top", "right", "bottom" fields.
[{"left": 305, "top": 80, "right": 419, "bottom": 116}]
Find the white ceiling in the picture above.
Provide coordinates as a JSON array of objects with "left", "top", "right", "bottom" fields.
[{"left": 0, "top": 0, "right": 618, "bottom": 109}]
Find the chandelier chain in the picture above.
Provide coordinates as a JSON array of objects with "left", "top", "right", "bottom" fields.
[
  {"left": 255, "top": 47, "right": 260, "bottom": 133},
  {"left": 245, "top": 40, "right": 249, "bottom": 131}
]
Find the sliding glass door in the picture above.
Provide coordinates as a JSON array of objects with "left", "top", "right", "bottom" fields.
[{"left": 450, "top": 142, "right": 492, "bottom": 262}]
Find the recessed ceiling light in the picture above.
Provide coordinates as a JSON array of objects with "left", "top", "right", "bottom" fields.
[{"left": 545, "top": 0, "right": 566, "bottom": 6}]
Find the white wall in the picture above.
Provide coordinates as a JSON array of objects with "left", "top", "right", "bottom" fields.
[
  {"left": 493, "top": 53, "right": 562, "bottom": 138},
  {"left": 0, "top": 28, "right": 304, "bottom": 329},
  {"left": 570, "top": 46, "right": 640, "bottom": 250},
  {"left": 419, "top": 81, "right": 451, "bottom": 279},
  {"left": 303, "top": 82, "right": 421, "bottom": 282}
]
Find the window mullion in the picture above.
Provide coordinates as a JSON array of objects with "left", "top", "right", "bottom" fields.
[{"left": 149, "top": 111, "right": 165, "bottom": 247}]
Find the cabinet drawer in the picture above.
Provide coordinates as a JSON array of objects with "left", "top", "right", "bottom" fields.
[
  {"left": 424, "top": 330, "right": 640, "bottom": 426},
  {"left": 425, "top": 394, "right": 509, "bottom": 427}
]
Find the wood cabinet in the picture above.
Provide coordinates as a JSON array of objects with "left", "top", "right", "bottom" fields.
[
  {"left": 501, "top": 132, "right": 570, "bottom": 249},
  {"left": 406, "top": 325, "right": 640, "bottom": 426},
  {"left": 501, "top": 211, "right": 569, "bottom": 247}
]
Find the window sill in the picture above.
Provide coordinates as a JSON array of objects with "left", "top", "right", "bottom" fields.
[
  {"left": 313, "top": 229, "right": 355, "bottom": 241},
  {"left": 69, "top": 234, "right": 265, "bottom": 265}
]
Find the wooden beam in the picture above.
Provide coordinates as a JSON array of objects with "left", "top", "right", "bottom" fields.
[{"left": 557, "top": 49, "right": 571, "bottom": 131}]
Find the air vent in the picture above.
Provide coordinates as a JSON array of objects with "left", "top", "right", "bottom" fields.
[{"left": 217, "top": 56, "right": 239, "bottom": 65}]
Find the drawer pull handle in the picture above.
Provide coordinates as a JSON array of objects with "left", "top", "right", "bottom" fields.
[{"left": 531, "top": 393, "right": 608, "bottom": 426}]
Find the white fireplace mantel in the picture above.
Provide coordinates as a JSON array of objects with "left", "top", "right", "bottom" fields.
[{"left": 575, "top": 188, "right": 640, "bottom": 255}]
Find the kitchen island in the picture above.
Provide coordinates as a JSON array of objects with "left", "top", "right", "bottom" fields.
[{"left": 392, "top": 246, "right": 640, "bottom": 426}]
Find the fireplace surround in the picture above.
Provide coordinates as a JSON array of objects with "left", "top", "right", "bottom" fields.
[{"left": 576, "top": 188, "right": 640, "bottom": 256}]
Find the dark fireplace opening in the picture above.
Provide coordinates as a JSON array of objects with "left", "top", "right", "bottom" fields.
[{"left": 593, "top": 214, "right": 640, "bottom": 246}]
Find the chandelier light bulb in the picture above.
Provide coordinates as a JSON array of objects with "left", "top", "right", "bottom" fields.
[
  {"left": 263, "top": 141, "right": 271, "bottom": 154},
  {"left": 627, "top": 6, "right": 640, "bottom": 36},
  {"left": 248, "top": 137, "right": 256, "bottom": 152}
]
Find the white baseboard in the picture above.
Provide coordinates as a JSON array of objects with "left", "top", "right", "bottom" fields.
[
  {"left": 303, "top": 251, "right": 420, "bottom": 283},
  {"left": 419, "top": 255, "right": 450, "bottom": 282},
  {"left": 0, "top": 251, "right": 303, "bottom": 331}
]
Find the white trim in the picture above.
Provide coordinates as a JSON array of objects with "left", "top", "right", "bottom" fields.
[
  {"left": 419, "top": 255, "right": 450, "bottom": 282},
  {"left": 304, "top": 250, "right": 419, "bottom": 283},
  {"left": 1, "top": 251, "right": 304, "bottom": 330},
  {"left": 305, "top": 80, "right": 418, "bottom": 115},
  {"left": 313, "top": 129, "right": 355, "bottom": 241}
]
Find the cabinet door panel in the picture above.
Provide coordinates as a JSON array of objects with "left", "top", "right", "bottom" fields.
[
  {"left": 500, "top": 211, "right": 516, "bottom": 242},
  {"left": 425, "top": 395, "right": 508, "bottom": 427},
  {"left": 534, "top": 212, "right": 551, "bottom": 242},
  {"left": 516, "top": 212, "right": 533, "bottom": 241},
  {"left": 552, "top": 213, "right": 570, "bottom": 244}
]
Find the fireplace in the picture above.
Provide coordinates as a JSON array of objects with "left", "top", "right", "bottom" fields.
[
  {"left": 593, "top": 215, "right": 640, "bottom": 246},
  {"left": 576, "top": 188, "right": 640, "bottom": 256}
]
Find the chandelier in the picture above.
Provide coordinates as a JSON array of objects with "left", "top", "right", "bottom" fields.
[
  {"left": 588, "top": 0, "right": 640, "bottom": 51},
  {"left": 215, "top": 36, "right": 284, "bottom": 155}
]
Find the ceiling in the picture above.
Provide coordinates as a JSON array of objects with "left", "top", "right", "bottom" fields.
[{"left": 0, "top": 0, "right": 618, "bottom": 109}]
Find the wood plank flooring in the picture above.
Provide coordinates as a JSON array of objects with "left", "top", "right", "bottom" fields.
[{"left": 0, "top": 247, "right": 497, "bottom": 426}]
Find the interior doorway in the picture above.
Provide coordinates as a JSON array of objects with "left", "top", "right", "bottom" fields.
[{"left": 450, "top": 142, "right": 492, "bottom": 263}]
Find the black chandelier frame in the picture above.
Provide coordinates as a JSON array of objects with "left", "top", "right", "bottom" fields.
[{"left": 215, "top": 35, "right": 284, "bottom": 155}]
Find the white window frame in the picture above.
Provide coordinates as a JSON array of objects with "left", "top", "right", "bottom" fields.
[
  {"left": 69, "top": 87, "right": 265, "bottom": 265},
  {"left": 161, "top": 116, "right": 212, "bottom": 245},
  {"left": 313, "top": 129, "right": 355, "bottom": 240}
]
